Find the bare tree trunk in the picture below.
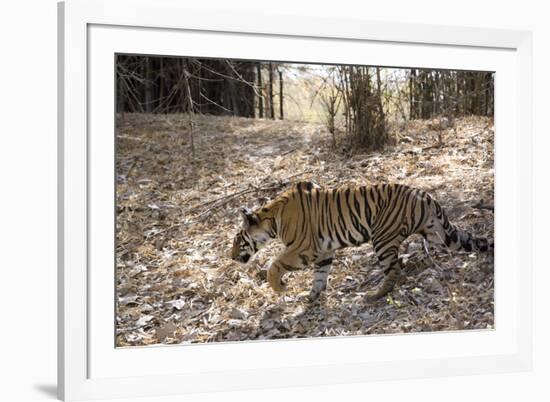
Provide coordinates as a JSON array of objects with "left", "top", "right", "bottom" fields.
[
  {"left": 409, "top": 69, "right": 415, "bottom": 119},
  {"left": 339, "top": 66, "right": 352, "bottom": 139},
  {"left": 144, "top": 57, "right": 153, "bottom": 113},
  {"left": 182, "top": 65, "right": 195, "bottom": 158},
  {"left": 227, "top": 78, "right": 239, "bottom": 116},
  {"left": 434, "top": 71, "right": 440, "bottom": 115},
  {"left": 158, "top": 58, "right": 165, "bottom": 112},
  {"left": 376, "top": 67, "right": 386, "bottom": 144},
  {"left": 278, "top": 68, "right": 284, "bottom": 120},
  {"left": 116, "top": 55, "right": 126, "bottom": 113},
  {"left": 196, "top": 61, "right": 201, "bottom": 114},
  {"left": 485, "top": 72, "right": 493, "bottom": 116},
  {"left": 256, "top": 63, "right": 263, "bottom": 118},
  {"left": 417, "top": 70, "right": 423, "bottom": 118},
  {"left": 268, "top": 63, "right": 275, "bottom": 119}
]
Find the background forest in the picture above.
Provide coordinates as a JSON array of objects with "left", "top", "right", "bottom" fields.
[
  {"left": 116, "top": 55, "right": 494, "bottom": 346},
  {"left": 117, "top": 56, "right": 493, "bottom": 150}
]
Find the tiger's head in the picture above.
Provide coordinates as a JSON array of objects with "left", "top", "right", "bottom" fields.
[{"left": 231, "top": 207, "right": 274, "bottom": 264}]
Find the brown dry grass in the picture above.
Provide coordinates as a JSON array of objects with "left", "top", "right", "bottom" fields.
[{"left": 115, "top": 113, "right": 494, "bottom": 346}]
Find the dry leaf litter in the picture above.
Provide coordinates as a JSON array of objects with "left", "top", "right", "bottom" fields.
[{"left": 116, "top": 113, "right": 494, "bottom": 346}]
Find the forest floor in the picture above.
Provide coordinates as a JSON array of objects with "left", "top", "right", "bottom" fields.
[{"left": 115, "top": 113, "right": 494, "bottom": 346}]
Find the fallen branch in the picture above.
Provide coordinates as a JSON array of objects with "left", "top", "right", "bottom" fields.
[{"left": 195, "top": 170, "right": 313, "bottom": 222}]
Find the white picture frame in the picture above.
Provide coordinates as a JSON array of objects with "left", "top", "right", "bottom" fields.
[{"left": 58, "top": 0, "right": 533, "bottom": 400}]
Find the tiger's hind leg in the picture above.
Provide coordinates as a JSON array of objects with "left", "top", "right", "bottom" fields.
[
  {"left": 308, "top": 253, "right": 334, "bottom": 302},
  {"left": 366, "top": 234, "right": 404, "bottom": 302}
]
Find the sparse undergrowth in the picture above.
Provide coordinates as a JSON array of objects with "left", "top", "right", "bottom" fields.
[{"left": 115, "top": 113, "right": 494, "bottom": 346}]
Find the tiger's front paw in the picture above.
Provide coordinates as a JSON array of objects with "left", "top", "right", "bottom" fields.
[{"left": 267, "top": 266, "right": 286, "bottom": 293}]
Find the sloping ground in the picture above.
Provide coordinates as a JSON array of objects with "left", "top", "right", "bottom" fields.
[{"left": 115, "top": 113, "right": 494, "bottom": 346}]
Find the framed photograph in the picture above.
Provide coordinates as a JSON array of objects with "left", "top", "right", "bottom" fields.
[{"left": 58, "top": 0, "right": 533, "bottom": 400}]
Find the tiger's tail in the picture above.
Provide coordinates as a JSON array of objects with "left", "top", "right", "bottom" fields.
[{"left": 424, "top": 197, "right": 493, "bottom": 253}]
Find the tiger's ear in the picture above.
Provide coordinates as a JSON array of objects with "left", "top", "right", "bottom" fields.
[{"left": 240, "top": 208, "right": 259, "bottom": 228}]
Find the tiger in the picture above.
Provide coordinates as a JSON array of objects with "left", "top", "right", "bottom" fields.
[{"left": 231, "top": 181, "right": 493, "bottom": 302}]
